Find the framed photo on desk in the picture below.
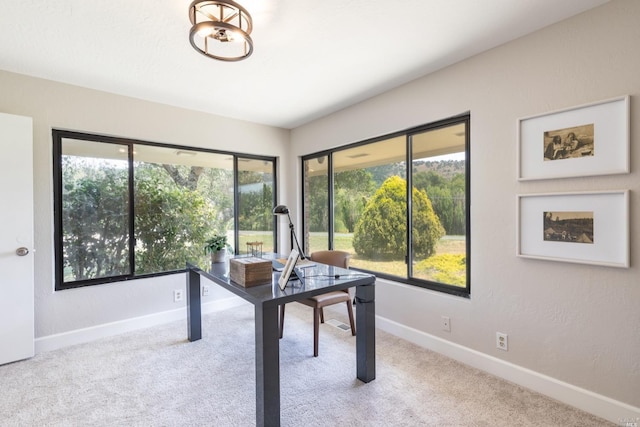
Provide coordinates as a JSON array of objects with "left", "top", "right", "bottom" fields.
[{"left": 278, "top": 249, "right": 299, "bottom": 290}]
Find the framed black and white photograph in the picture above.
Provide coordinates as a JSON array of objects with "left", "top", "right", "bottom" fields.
[
  {"left": 517, "top": 191, "right": 629, "bottom": 267},
  {"left": 517, "top": 96, "right": 629, "bottom": 180}
]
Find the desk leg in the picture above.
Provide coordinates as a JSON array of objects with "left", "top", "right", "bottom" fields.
[
  {"left": 255, "top": 304, "right": 280, "bottom": 427},
  {"left": 355, "top": 283, "right": 375, "bottom": 383},
  {"left": 187, "top": 268, "right": 202, "bottom": 342}
]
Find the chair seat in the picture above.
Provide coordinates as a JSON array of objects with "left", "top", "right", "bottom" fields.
[
  {"left": 279, "top": 250, "right": 355, "bottom": 357},
  {"left": 298, "top": 291, "right": 351, "bottom": 309}
]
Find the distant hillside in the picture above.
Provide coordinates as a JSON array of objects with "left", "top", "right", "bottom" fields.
[
  {"left": 368, "top": 160, "right": 465, "bottom": 186},
  {"left": 413, "top": 160, "right": 465, "bottom": 179}
]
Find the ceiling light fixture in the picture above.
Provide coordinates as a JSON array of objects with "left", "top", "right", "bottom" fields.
[{"left": 188, "top": 0, "right": 254, "bottom": 62}]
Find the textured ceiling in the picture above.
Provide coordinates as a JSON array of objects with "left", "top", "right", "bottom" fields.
[{"left": 0, "top": 0, "right": 608, "bottom": 129}]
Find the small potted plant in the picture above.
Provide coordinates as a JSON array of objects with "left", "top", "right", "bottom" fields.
[{"left": 204, "top": 234, "right": 230, "bottom": 263}]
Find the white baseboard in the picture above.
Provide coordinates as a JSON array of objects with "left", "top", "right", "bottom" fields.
[
  {"left": 35, "top": 297, "right": 246, "bottom": 354},
  {"left": 376, "top": 315, "right": 640, "bottom": 425}
]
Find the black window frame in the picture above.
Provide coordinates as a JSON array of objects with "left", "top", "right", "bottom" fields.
[
  {"left": 301, "top": 113, "right": 470, "bottom": 297},
  {"left": 53, "top": 129, "right": 278, "bottom": 290}
]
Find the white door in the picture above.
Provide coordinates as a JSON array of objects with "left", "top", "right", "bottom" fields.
[{"left": 0, "top": 112, "right": 34, "bottom": 365}]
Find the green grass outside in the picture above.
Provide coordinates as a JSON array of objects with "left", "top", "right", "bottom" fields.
[
  {"left": 310, "top": 232, "right": 466, "bottom": 287},
  {"left": 235, "top": 230, "right": 466, "bottom": 288}
]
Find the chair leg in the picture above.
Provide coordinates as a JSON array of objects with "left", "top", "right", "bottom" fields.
[
  {"left": 279, "top": 304, "right": 285, "bottom": 339},
  {"left": 346, "top": 300, "right": 356, "bottom": 336},
  {"left": 313, "top": 307, "right": 320, "bottom": 357},
  {"left": 319, "top": 307, "right": 325, "bottom": 323}
]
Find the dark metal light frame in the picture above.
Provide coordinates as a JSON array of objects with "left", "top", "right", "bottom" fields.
[{"left": 189, "top": 0, "right": 254, "bottom": 62}]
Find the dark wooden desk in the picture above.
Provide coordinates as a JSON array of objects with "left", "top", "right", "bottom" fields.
[{"left": 186, "top": 256, "right": 376, "bottom": 427}]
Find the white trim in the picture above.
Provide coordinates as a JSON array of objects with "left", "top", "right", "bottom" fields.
[
  {"left": 376, "top": 314, "right": 640, "bottom": 425},
  {"left": 35, "top": 296, "right": 245, "bottom": 354}
]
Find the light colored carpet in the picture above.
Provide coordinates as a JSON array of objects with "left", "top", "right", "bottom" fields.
[{"left": 0, "top": 302, "right": 612, "bottom": 426}]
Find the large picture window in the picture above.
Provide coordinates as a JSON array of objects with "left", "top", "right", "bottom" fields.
[
  {"left": 302, "top": 114, "right": 470, "bottom": 296},
  {"left": 53, "top": 130, "right": 276, "bottom": 290}
]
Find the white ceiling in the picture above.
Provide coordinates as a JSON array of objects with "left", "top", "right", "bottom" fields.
[{"left": 0, "top": 0, "right": 608, "bottom": 129}]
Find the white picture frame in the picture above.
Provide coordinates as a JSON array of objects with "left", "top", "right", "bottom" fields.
[
  {"left": 517, "top": 95, "right": 629, "bottom": 181},
  {"left": 278, "top": 249, "right": 299, "bottom": 290},
  {"left": 516, "top": 190, "right": 629, "bottom": 268}
]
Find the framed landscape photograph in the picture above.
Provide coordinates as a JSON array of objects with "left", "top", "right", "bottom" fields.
[
  {"left": 517, "top": 95, "right": 629, "bottom": 180},
  {"left": 517, "top": 191, "right": 629, "bottom": 267}
]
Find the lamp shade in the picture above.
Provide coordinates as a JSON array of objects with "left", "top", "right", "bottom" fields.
[{"left": 273, "top": 205, "right": 289, "bottom": 215}]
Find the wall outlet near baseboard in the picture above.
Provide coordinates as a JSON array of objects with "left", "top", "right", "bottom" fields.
[
  {"left": 496, "top": 332, "right": 508, "bottom": 351},
  {"left": 202, "top": 285, "right": 210, "bottom": 297},
  {"left": 441, "top": 316, "right": 451, "bottom": 332},
  {"left": 173, "top": 289, "right": 183, "bottom": 303}
]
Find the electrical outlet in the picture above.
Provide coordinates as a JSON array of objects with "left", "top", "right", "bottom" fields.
[
  {"left": 496, "top": 332, "right": 508, "bottom": 351},
  {"left": 173, "top": 289, "right": 183, "bottom": 303},
  {"left": 202, "top": 285, "right": 210, "bottom": 297},
  {"left": 441, "top": 316, "right": 451, "bottom": 332}
]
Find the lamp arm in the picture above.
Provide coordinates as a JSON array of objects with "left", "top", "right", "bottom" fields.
[{"left": 287, "top": 212, "right": 307, "bottom": 259}]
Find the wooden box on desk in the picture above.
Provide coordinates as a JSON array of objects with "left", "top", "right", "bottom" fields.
[{"left": 229, "top": 257, "right": 272, "bottom": 287}]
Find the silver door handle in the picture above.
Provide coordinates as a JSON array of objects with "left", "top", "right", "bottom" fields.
[{"left": 16, "top": 247, "right": 29, "bottom": 256}]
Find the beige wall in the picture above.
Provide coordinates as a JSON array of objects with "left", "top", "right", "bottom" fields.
[
  {"left": 291, "top": 0, "right": 639, "bottom": 410},
  {"left": 0, "top": 70, "right": 291, "bottom": 337}
]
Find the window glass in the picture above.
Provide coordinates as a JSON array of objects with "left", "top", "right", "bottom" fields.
[
  {"left": 332, "top": 137, "right": 406, "bottom": 276},
  {"left": 302, "top": 115, "right": 470, "bottom": 296},
  {"left": 54, "top": 130, "right": 275, "bottom": 289},
  {"left": 410, "top": 123, "right": 467, "bottom": 288},
  {"left": 133, "top": 145, "right": 234, "bottom": 274},
  {"left": 237, "top": 157, "right": 275, "bottom": 255},
  {"left": 303, "top": 155, "right": 329, "bottom": 255},
  {"left": 60, "top": 138, "right": 130, "bottom": 282}
]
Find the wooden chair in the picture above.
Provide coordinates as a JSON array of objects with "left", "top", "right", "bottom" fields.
[{"left": 279, "top": 250, "right": 356, "bottom": 357}]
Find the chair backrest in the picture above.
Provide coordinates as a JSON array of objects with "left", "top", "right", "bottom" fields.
[{"left": 310, "top": 250, "right": 350, "bottom": 269}]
